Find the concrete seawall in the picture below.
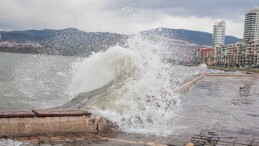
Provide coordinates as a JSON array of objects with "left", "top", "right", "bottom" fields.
[
  {"left": 177, "top": 73, "right": 259, "bottom": 93},
  {"left": 177, "top": 74, "right": 204, "bottom": 93},
  {"left": 0, "top": 110, "right": 111, "bottom": 137}
]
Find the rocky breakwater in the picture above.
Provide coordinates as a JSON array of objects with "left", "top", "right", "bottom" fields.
[{"left": 0, "top": 109, "right": 113, "bottom": 137}]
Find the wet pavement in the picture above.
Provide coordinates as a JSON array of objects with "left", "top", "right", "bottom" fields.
[
  {"left": 2, "top": 132, "right": 171, "bottom": 146},
  {"left": 2, "top": 131, "right": 259, "bottom": 146},
  {"left": 176, "top": 76, "right": 259, "bottom": 136},
  {"left": 189, "top": 130, "right": 259, "bottom": 146}
]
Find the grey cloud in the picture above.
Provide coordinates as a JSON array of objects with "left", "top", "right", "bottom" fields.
[
  {"left": 110, "top": 0, "right": 259, "bottom": 21},
  {"left": 0, "top": 0, "right": 256, "bottom": 37},
  {"left": 0, "top": 22, "right": 22, "bottom": 31}
]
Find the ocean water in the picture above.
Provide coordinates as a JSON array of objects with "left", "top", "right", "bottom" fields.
[
  {"left": 0, "top": 52, "right": 77, "bottom": 109},
  {"left": 0, "top": 35, "right": 214, "bottom": 136}
]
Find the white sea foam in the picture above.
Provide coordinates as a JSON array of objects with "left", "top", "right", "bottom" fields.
[
  {"left": 12, "top": 34, "right": 215, "bottom": 135},
  {"left": 66, "top": 35, "right": 212, "bottom": 136},
  {"left": 199, "top": 63, "right": 208, "bottom": 69},
  {"left": 2, "top": 39, "right": 246, "bottom": 139},
  {"left": 0, "top": 138, "right": 21, "bottom": 146}
]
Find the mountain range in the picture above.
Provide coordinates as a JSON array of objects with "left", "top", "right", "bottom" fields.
[
  {"left": 0, "top": 28, "right": 128, "bottom": 56},
  {"left": 0, "top": 27, "right": 241, "bottom": 56},
  {"left": 141, "top": 28, "right": 241, "bottom": 45}
]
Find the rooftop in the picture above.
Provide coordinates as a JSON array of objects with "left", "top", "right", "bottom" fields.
[{"left": 248, "top": 7, "right": 259, "bottom": 13}]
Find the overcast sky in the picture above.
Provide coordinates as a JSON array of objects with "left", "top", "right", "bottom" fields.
[{"left": 0, "top": 0, "right": 258, "bottom": 38}]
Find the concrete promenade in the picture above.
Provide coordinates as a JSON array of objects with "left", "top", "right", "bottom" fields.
[
  {"left": 178, "top": 73, "right": 259, "bottom": 146},
  {"left": 177, "top": 72, "right": 259, "bottom": 93}
]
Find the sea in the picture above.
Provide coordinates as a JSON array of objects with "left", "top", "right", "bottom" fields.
[{"left": 0, "top": 35, "right": 213, "bottom": 136}]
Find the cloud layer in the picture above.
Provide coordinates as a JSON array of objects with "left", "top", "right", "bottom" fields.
[{"left": 0, "top": 0, "right": 258, "bottom": 37}]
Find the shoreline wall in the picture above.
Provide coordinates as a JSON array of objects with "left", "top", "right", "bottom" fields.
[{"left": 0, "top": 110, "right": 111, "bottom": 137}]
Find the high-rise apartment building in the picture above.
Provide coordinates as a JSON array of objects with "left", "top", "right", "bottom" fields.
[
  {"left": 212, "top": 21, "right": 226, "bottom": 47},
  {"left": 243, "top": 7, "right": 259, "bottom": 43}
]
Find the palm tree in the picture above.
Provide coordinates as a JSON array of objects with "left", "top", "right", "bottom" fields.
[
  {"left": 222, "top": 55, "right": 227, "bottom": 67},
  {"left": 241, "top": 55, "right": 245, "bottom": 68},
  {"left": 246, "top": 55, "right": 252, "bottom": 67}
]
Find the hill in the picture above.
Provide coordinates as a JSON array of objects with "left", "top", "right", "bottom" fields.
[
  {"left": 0, "top": 27, "right": 241, "bottom": 56},
  {"left": 141, "top": 28, "right": 241, "bottom": 45},
  {"left": 0, "top": 28, "right": 127, "bottom": 56}
]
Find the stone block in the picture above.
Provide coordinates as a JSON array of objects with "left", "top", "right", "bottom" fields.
[
  {"left": 21, "top": 144, "right": 39, "bottom": 146},
  {"left": 184, "top": 142, "right": 194, "bottom": 146},
  {"left": 15, "top": 137, "right": 29, "bottom": 142},
  {"left": 0, "top": 110, "right": 35, "bottom": 118},
  {"left": 32, "top": 109, "right": 91, "bottom": 117},
  {"left": 235, "top": 139, "right": 252, "bottom": 145},
  {"left": 39, "top": 144, "right": 52, "bottom": 146},
  {"left": 216, "top": 142, "right": 233, "bottom": 146},
  {"left": 53, "top": 144, "right": 64, "bottom": 146},
  {"left": 50, "top": 136, "right": 64, "bottom": 142},
  {"left": 219, "top": 138, "right": 236, "bottom": 143},
  {"left": 208, "top": 131, "right": 216, "bottom": 135},
  {"left": 72, "top": 137, "right": 85, "bottom": 142},
  {"left": 210, "top": 137, "right": 220, "bottom": 141},
  {"left": 38, "top": 136, "right": 50, "bottom": 142},
  {"left": 234, "top": 144, "right": 247, "bottom": 146},
  {"left": 193, "top": 141, "right": 206, "bottom": 146},
  {"left": 191, "top": 138, "right": 200, "bottom": 142},
  {"left": 28, "top": 136, "right": 39, "bottom": 144}
]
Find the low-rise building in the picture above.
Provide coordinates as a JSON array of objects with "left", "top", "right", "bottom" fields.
[
  {"left": 193, "top": 7, "right": 259, "bottom": 68},
  {"left": 193, "top": 48, "right": 214, "bottom": 65},
  {"left": 196, "top": 42, "right": 259, "bottom": 68},
  {"left": 235, "top": 42, "right": 245, "bottom": 67}
]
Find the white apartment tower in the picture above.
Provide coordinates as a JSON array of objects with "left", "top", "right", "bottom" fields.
[
  {"left": 243, "top": 7, "right": 259, "bottom": 43},
  {"left": 212, "top": 21, "right": 226, "bottom": 47}
]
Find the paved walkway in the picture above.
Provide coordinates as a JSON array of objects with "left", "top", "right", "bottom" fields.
[
  {"left": 189, "top": 131, "right": 259, "bottom": 146},
  {"left": 1, "top": 131, "right": 259, "bottom": 146},
  {"left": 1, "top": 132, "right": 170, "bottom": 146}
]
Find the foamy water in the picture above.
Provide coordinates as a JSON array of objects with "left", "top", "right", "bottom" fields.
[
  {"left": 0, "top": 139, "right": 21, "bottom": 146},
  {"left": 64, "top": 35, "right": 215, "bottom": 135},
  {"left": 1, "top": 35, "right": 217, "bottom": 136}
]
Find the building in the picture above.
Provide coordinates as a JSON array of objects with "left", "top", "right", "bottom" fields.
[
  {"left": 212, "top": 21, "right": 226, "bottom": 47},
  {"left": 226, "top": 44, "right": 238, "bottom": 67},
  {"left": 193, "top": 8, "right": 259, "bottom": 68},
  {"left": 243, "top": 7, "right": 259, "bottom": 66},
  {"left": 193, "top": 48, "right": 215, "bottom": 65},
  {"left": 243, "top": 7, "right": 259, "bottom": 44},
  {"left": 214, "top": 45, "right": 222, "bottom": 65},
  {"left": 220, "top": 45, "right": 227, "bottom": 65},
  {"left": 242, "top": 41, "right": 259, "bottom": 66},
  {"left": 235, "top": 42, "right": 245, "bottom": 66}
]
